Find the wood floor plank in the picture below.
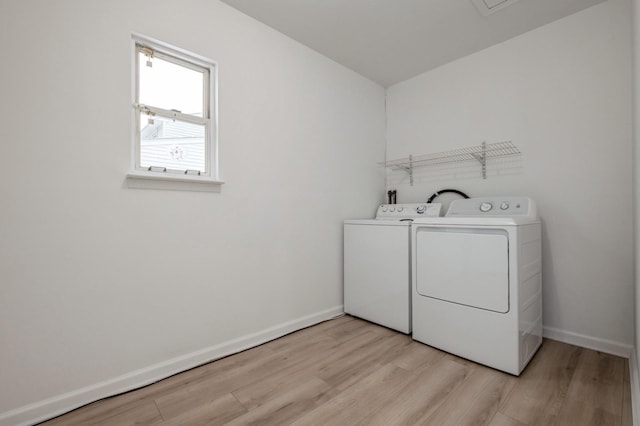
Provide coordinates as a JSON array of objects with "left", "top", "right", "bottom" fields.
[
  {"left": 154, "top": 386, "right": 245, "bottom": 422},
  {"left": 391, "top": 340, "right": 445, "bottom": 371},
  {"left": 554, "top": 349, "right": 625, "bottom": 425},
  {"left": 41, "top": 318, "right": 633, "bottom": 426},
  {"left": 225, "top": 377, "right": 331, "bottom": 425},
  {"left": 360, "top": 356, "right": 473, "bottom": 425},
  {"left": 498, "top": 339, "right": 582, "bottom": 425},
  {"left": 555, "top": 400, "right": 621, "bottom": 426},
  {"left": 322, "top": 315, "right": 393, "bottom": 341},
  {"left": 159, "top": 393, "right": 247, "bottom": 426},
  {"left": 231, "top": 334, "right": 340, "bottom": 410},
  {"left": 489, "top": 412, "right": 527, "bottom": 426},
  {"left": 316, "top": 331, "right": 412, "bottom": 390},
  {"left": 421, "top": 367, "right": 516, "bottom": 426},
  {"left": 91, "top": 400, "right": 163, "bottom": 426},
  {"left": 453, "top": 373, "right": 517, "bottom": 426},
  {"left": 289, "top": 363, "right": 415, "bottom": 425}
]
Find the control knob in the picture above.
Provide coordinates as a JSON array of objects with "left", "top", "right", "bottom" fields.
[
  {"left": 479, "top": 202, "right": 493, "bottom": 212},
  {"left": 500, "top": 202, "right": 509, "bottom": 210},
  {"left": 416, "top": 205, "right": 427, "bottom": 214}
]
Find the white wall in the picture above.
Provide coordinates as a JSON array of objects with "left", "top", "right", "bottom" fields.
[
  {"left": 386, "top": 0, "right": 633, "bottom": 352},
  {"left": 0, "top": 0, "right": 385, "bottom": 423}
]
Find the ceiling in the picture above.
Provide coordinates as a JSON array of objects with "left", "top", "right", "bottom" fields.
[{"left": 220, "top": 0, "right": 607, "bottom": 87}]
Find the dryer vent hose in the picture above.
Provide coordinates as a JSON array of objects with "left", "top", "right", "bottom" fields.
[{"left": 426, "top": 189, "right": 470, "bottom": 204}]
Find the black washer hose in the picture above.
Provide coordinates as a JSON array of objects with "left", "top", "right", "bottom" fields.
[{"left": 426, "top": 189, "right": 470, "bottom": 204}]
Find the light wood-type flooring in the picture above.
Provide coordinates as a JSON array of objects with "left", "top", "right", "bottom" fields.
[{"left": 42, "top": 315, "right": 632, "bottom": 425}]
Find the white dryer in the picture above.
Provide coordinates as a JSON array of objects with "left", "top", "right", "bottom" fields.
[
  {"left": 344, "top": 203, "right": 441, "bottom": 333},
  {"left": 411, "top": 197, "right": 542, "bottom": 375}
]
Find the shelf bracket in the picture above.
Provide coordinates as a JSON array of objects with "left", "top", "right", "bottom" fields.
[
  {"left": 471, "top": 142, "right": 487, "bottom": 179},
  {"left": 399, "top": 155, "right": 414, "bottom": 186}
]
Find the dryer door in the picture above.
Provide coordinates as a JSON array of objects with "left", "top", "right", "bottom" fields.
[{"left": 415, "top": 227, "right": 509, "bottom": 313}]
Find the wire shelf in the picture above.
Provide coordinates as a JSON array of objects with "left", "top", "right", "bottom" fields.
[{"left": 380, "top": 141, "right": 521, "bottom": 183}]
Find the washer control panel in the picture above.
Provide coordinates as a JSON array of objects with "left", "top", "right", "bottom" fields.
[
  {"left": 376, "top": 203, "right": 442, "bottom": 219},
  {"left": 446, "top": 197, "right": 535, "bottom": 218}
]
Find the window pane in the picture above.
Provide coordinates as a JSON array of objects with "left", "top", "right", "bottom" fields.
[
  {"left": 138, "top": 52, "right": 204, "bottom": 117},
  {"left": 140, "top": 113, "right": 206, "bottom": 172}
]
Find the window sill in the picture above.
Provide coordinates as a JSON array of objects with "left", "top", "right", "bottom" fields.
[{"left": 126, "top": 171, "right": 224, "bottom": 192}]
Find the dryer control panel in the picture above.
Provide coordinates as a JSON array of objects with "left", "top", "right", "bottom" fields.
[
  {"left": 446, "top": 197, "right": 536, "bottom": 219},
  {"left": 376, "top": 203, "right": 442, "bottom": 219}
]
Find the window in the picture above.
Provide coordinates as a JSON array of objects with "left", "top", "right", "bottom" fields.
[{"left": 128, "top": 34, "right": 221, "bottom": 190}]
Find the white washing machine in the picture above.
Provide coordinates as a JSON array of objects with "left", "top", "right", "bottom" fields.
[
  {"left": 344, "top": 203, "right": 442, "bottom": 333},
  {"left": 412, "top": 196, "right": 542, "bottom": 375}
]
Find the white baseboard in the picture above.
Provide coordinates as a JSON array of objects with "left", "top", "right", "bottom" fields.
[
  {"left": 543, "top": 326, "right": 633, "bottom": 358},
  {"left": 0, "top": 306, "right": 344, "bottom": 426},
  {"left": 630, "top": 348, "right": 640, "bottom": 426}
]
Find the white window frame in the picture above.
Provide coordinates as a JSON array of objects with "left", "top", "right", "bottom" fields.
[{"left": 127, "top": 33, "right": 222, "bottom": 192}]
